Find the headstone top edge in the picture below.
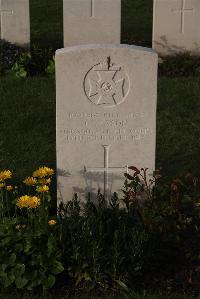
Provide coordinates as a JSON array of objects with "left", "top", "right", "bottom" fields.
[{"left": 55, "top": 44, "right": 158, "bottom": 57}]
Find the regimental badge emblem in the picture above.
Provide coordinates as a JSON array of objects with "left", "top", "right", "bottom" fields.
[{"left": 83, "top": 57, "right": 130, "bottom": 107}]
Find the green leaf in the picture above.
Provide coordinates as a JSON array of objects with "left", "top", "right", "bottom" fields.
[
  {"left": 24, "top": 240, "right": 32, "bottom": 253},
  {"left": 15, "top": 277, "right": 28, "bottom": 289},
  {"left": 115, "top": 280, "right": 129, "bottom": 292},
  {"left": 51, "top": 261, "right": 64, "bottom": 275},
  {"left": 3, "top": 275, "right": 15, "bottom": 287},
  {"left": 9, "top": 253, "right": 16, "bottom": 265},
  {"left": 43, "top": 274, "right": 55, "bottom": 289},
  {"left": 47, "top": 236, "right": 55, "bottom": 256},
  {"left": 14, "top": 264, "right": 25, "bottom": 276}
]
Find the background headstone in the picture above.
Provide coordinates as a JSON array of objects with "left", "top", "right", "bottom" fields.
[
  {"left": 153, "top": 0, "right": 200, "bottom": 55},
  {"left": 0, "top": 0, "right": 30, "bottom": 47},
  {"left": 63, "top": 0, "right": 121, "bottom": 47},
  {"left": 56, "top": 45, "right": 158, "bottom": 203}
]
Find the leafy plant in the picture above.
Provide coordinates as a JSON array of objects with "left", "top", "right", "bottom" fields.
[
  {"left": 0, "top": 167, "right": 64, "bottom": 290},
  {"left": 45, "top": 57, "right": 55, "bottom": 76}
]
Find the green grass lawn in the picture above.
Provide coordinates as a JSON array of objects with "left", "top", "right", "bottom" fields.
[
  {"left": 1, "top": 1, "right": 200, "bottom": 180},
  {"left": 0, "top": 292, "right": 199, "bottom": 299},
  {"left": 30, "top": 0, "right": 153, "bottom": 49},
  {"left": 0, "top": 1, "right": 200, "bottom": 297},
  {"left": 1, "top": 76, "right": 200, "bottom": 180}
]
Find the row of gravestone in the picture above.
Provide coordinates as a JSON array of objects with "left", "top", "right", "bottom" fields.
[
  {"left": 55, "top": 1, "right": 158, "bottom": 203},
  {"left": 0, "top": 0, "right": 193, "bottom": 203},
  {"left": 1, "top": 0, "right": 200, "bottom": 55}
]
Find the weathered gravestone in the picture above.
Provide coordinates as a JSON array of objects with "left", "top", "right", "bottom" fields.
[
  {"left": 63, "top": 0, "right": 121, "bottom": 47},
  {"left": 0, "top": 0, "right": 30, "bottom": 47},
  {"left": 56, "top": 44, "right": 158, "bottom": 203},
  {"left": 153, "top": 0, "right": 200, "bottom": 55}
]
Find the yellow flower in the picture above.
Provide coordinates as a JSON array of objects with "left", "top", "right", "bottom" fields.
[
  {"left": 36, "top": 185, "right": 49, "bottom": 193},
  {"left": 33, "top": 167, "right": 54, "bottom": 178},
  {"left": 23, "top": 176, "right": 37, "bottom": 186},
  {"left": 48, "top": 220, "right": 56, "bottom": 226},
  {"left": 0, "top": 183, "right": 5, "bottom": 189},
  {"left": 16, "top": 195, "right": 30, "bottom": 208},
  {"left": 6, "top": 185, "right": 13, "bottom": 191},
  {"left": 16, "top": 195, "right": 41, "bottom": 209},
  {"left": 28, "top": 196, "right": 40, "bottom": 209},
  {"left": 0, "top": 170, "right": 12, "bottom": 181},
  {"left": 38, "top": 178, "right": 51, "bottom": 185}
]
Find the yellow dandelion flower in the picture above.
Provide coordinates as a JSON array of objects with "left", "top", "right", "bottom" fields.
[
  {"left": 36, "top": 185, "right": 49, "bottom": 193},
  {"left": 6, "top": 185, "right": 13, "bottom": 191},
  {"left": 33, "top": 167, "right": 54, "bottom": 178},
  {"left": 38, "top": 178, "right": 51, "bottom": 185},
  {"left": 0, "top": 170, "right": 12, "bottom": 181},
  {"left": 16, "top": 195, "right": 30, "bottom": 208},
  {"left": 48, "top": 220, "right": 56, "bottom": 226},
  {"left": 23, "top": 176, "right": 37, "bottom": 186},
  {"left": 28, "top": 196, "right": 40, "bottom": 209},
  {"left": 0, "top": 183, "right": 5, "bottom": 189}
]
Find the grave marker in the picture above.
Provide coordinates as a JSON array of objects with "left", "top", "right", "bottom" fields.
[
  {"left": 153, "top": 0, "right": 200, "bottom": 55},
  {"left": 63, "top": 0, "right": 121, "bottom": 46},
  {"left": 0, "top": 0, "right": 30, "bottom": 47},
  {"left": 56, "top": 44, "right": 158, "bottom": 203}
]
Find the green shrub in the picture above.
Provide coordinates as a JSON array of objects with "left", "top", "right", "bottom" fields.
[
  {"left": 0, "top": 166, "right": 199, "bottom": 294},
  {"left": 0, "top": 167, "right": 64, "bottom": 291},
  {"left": 0, "top": 40, "right": 54, "bottom": 77}
]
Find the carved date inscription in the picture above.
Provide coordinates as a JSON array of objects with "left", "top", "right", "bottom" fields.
[{"left": 61, "top": 111, "right": 152, "bottom": 143}]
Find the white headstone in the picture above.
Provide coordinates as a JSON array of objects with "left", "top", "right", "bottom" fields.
[
  {"left": 0, "top": 0, "right": 30, "bottom": 47},
  {"left": 153, "top": 0, "right": 200, "bottom": 55},
  {"left": 63, "top": 0, "right": 121, "bottom": 47},
  {"left": 56, "top": 44, "right": 158, "bottom": 203}
]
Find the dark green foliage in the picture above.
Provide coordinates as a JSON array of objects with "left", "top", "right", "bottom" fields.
[
  {"left": 0, "top": 41, "right": 55, "bottom": 77},
  {"left": 0, "top": 40, "right": 27, "bottom": 75},
  {"left": 0, "top": 169, "right": 199, "bottom": 294},
  {"left": 0, "top": 220, "right": 64, "bottom": 290},
  {"left": 56, "top": 170, "right": 199, "bottom": 294},
  {"left": 0, "top": 292, "right": 198, "bottom": 299}
]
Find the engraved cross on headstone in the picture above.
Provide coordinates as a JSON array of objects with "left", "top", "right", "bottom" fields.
[
  {"left": 172, "top": 0, "right": 194, "bottom": 34},
  {"left": 85, "top": 145, "right": 129, "bottom": 199},
  {"left": 90, "top": 0, "right": 95, "bottom": 18},
  {"left": 0, "top": 0, "right": 13, "bottom": 39}
]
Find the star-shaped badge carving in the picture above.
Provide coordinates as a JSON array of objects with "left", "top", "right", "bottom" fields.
[{"left": 88, "top": 69, "right": 125, "bottom": 106}]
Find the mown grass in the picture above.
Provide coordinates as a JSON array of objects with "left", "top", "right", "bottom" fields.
[
  {"left": 0, "top": 292, "right": 199, "bottom": 299},
  {"left": 30, "top": 0, "right": 63, "bottom": 49},
  {"left": 29, "top": 0, "right": 153, "bottom": 48},
  {"left": 1, "top": 76, "right": 200, "bottom": 180},
  {"left": 0, "top": 76, "right": 56, "bottom": 180},
  {"left": 1, "top": 1, "right": 200, "bottom": 181}
]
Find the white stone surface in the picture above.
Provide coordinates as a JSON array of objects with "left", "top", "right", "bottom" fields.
[
  {"left": 0, "top": 0, "right": 30, "bottom": 47},
  {"left": 56, "top": 44, "right": 158, "bottom": 203},
  {"left": 153, "top": 0, "right": 200, "bottom": 55},
  {"left": 63, "top": 0, "right": 121, "bottom": 47}
]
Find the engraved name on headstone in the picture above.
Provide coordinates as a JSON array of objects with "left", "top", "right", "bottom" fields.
[
  {"left": 0, "top": 0, "right": 30, "bottom": 47},
  {"left": 63, "top": 0, "right": 121, "bottom": 47},
  {"left": 56, "top": 44, "right": 158, "bottom": 203},
  {"left": 153, "top": 0, "right": 200, "bottom": 55}
]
